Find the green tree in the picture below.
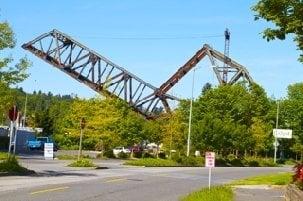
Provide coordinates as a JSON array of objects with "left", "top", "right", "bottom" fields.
[
  {"left": 180, "top": 83, "right": 271, "bottom": 156},
  {"left": 252, "top": 0, "right": 303, "bottom": 62},
  {"left": 0, "top": 20, "right": 30, "bottom": 121},
  {"left": 54, "top": 97, "right": 146, "bottom": 151},
  {"left": 0, "top": 20, "right": 30, "bottom": 85},
  {"left": 161, "top": 112, "right": 187, "bottom": 153}
]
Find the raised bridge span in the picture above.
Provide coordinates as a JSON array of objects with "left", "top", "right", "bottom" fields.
[{"left": 22, "top": 29, "right": 253, "bottom": 119}]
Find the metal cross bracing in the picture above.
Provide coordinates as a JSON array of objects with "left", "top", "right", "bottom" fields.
[
  {"left": 156, "top": 44, "right": 253, "bottom": 96},
  {"left": 22, "top": 29, "right": 177, "bottom": 119},
  {"left": 22, "top": 29, "right": 253, "bottom": 119}
]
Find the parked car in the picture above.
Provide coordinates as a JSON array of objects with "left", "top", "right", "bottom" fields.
[
  {"left": 113, "top": 147, "right": 131, "bottom": 156},
  {"left": 26, "top": 137, "right": 42, "bottom": 150},
  {"left": 37, "top": 137, "right": 58, "bottom": 151},
  {"left": 130, "top": 145, "right": 143, "bottom": 153},
  {"left": 26, "top": 136, "right": 58, "bottom": 151}
]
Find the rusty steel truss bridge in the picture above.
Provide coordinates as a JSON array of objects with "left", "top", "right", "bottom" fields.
[{"left": 22, "top": 29, "right": 253, "bottom": 119}]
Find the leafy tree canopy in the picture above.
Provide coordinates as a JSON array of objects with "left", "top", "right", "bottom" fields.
[
  {"left": 252, "top": 0, "right": 303, "bottom": 62},
  {"left": 0, "top": 20, "right": 30, "bottom": 85}
]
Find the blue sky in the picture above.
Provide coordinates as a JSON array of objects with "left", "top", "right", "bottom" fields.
[{"left": 1, "top": 0, "right": 302, "bottom": 99}]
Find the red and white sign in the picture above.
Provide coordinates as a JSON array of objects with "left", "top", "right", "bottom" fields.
[{"left": 205, "top": 152, "right": 215, "bottom": 168}]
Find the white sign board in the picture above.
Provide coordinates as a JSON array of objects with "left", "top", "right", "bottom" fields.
[
  {"left": 44, "top": 143, "right": 54, "bottom": 159},
  {"left": 273, "top": 129, "right": 292, "bottom": 139},
  {"left": 205, "top": 152, "right": 215, "bottom": 168}
]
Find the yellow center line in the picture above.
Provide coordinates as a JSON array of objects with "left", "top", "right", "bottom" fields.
[
  {"left": 104, "top": 178, "right": 127, "bottom": 183},
  {"left": 30, "top": 186, "right": 69, "bottom": 195}
]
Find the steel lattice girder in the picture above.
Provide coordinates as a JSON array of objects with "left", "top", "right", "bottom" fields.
[
  {"left": 22, "top": 29, "right": 177, "bottom": 119},
  {"left": 156, "top": 44, "right": 253, "bottom": 96},
  {"left": 22, "top": 29, "right": 253, "bottom": 119}
]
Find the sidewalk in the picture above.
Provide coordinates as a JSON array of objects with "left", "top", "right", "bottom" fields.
[{"left": 234, "top": 185, "right": 285, "bottom": 201}]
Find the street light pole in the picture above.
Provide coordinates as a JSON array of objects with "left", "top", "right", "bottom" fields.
[
  {"left": 274, "top": 100, "right": 279, "bottom": 163},
  {"left": 78, "top": 117, "right": 85, "bottom": 161},
  {"left": 23, "top": 94, "right": 28, "bottom": 127},
  {"left": 187, "top": 68, "right": 197, "bottom": 157}
]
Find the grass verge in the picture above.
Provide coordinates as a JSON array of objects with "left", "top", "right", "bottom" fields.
[
  {"left": 68, "top": 158, "right": 96, "bottom": 167},
  {"left": 0, "top": 156, "right": 35, "bottom": 176},
  {"left": 0, "top": 152, "right": 8, "bottom": 160},
  {"left": 124, "top": 158, "right": 178, "bottom": 167},
  {"left": 56, "top": 154, "right": 78, "bottom": 160},
  {"left": 229, "top": 172, "right": 292, "bottom": 186},
  {"left": 180, "top": 186, "right": 233, "bottom": 201},
  {"left": 180, "top": 172, "right": 292, "bottom": 201}
]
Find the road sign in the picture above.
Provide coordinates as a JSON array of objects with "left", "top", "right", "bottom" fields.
[
  {"left": 44, "top": 143, "right": 54, "bottom": 160},
  {"left": 80, "top": 117, "right": 86, "bottom": 129},
  {"left": 205, "top": 152, "right": 215, "bottom": 189},
  {"left": 205, "top": 152, "right": 215, "bottom": 168},
  {"left": 273, "top": 129, "right": 292, "bottom": 139},
  {"left": 8, "top": 106, "right": 18, "bottom": 121}
]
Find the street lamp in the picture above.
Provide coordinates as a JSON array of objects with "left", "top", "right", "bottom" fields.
[
  {"left": 186, "top": 67, "right": 199, "bottom": 157},
  {"left": 274, "top": 100, "right": 280, "bottom": 163}
]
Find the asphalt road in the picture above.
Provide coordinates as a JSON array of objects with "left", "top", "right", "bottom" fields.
[{"left": 0, "top": 156, "right": 291, "bottom": 201}]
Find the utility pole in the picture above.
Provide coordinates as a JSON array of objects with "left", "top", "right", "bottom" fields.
[
  {"left": 187, "top": 68, "right": 197, "bottom": 157},
  {"left": 23, "top": 94, "right": 28, "bottom": 127},
  {"left": 274, "top": 100, "right": 279, "bottom": 163},
  {"left": 78, "top": 117, "right": 85, "bottom": 160}
]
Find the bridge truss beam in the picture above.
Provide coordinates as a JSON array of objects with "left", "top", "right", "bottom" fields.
[{"left": 22, "top": 29, "right": 253, "bottom": 119}]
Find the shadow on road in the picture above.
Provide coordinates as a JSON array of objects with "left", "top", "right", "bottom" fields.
[{"left": 33, "top": 170, "right": 98, "bottom": 177}]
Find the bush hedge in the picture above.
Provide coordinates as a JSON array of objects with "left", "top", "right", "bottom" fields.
[
  {"left": 0, "top": 152, "right": 8, "bottom": 160},
  {"left": 293, "top": 163, "right": 303, "bottom": 190},
  {"left": 0, "top": 156, "right": 34, "bottom": 175},
  {"left": 68, "top": 159, "right": 96, "bottom": 167},
  {"left": 124, "top": 158, "right": 178, "bottom": 167}
]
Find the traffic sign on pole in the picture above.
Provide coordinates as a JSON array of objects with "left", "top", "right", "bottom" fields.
[
  {"left": 205, "top": 152, "right": 215, "bottom": 189},
  {"left": 273, "top": 129, "right": 292, "bottom": 139},
  {"left": 8, "top": 105, "right": 18, "bottom": 121},
  {"left": 205, "top": 152, "right": 215, "bottom": 168}
]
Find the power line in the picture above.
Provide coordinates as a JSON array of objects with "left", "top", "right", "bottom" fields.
[{"left": 75, "top": 34, "right": 224, "bottom": 40}]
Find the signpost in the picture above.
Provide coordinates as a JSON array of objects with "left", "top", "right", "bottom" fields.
[
  {"left": 8, "top": 105, "right": 18, "bottom": 155},
  {"left": 44, "top": 143, "right": 54, "bottom": 160},
  {"left": 205, "top": 152, "right": 215, "bottom": 189},
  {"left": 78, "top": 117, "right": 85, "bottom": 160},
  {"left": 273, "top": 129, "right": 292, "bottom": 139},
  {"left": 273, "top": 129, "right": 292, "bottom": 163}
]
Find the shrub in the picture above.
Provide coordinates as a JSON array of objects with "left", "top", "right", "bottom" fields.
[
  {"left": 277, "top": 158, "right": 286, "bottom": 164},
  {"left": 180, "top": 156, "right": 198, "bottom": 166},
  {"left": 243, "top": 157, "right": 277, "bottom": 167},
  {"left": 133, "top": 151, "right": 143, "bottom": 158},
  {"left": 104, "top": 150, "right": 115, "bottom": 158},
  {"left": 158, "top": 152, "right": 166, "bottom": 159},
  {"left": 56, "top": 154, "right": 77, "bottom": 160},
  {"left": 215, "top": 156, "right": 229, "bottom": 167},
  {"left": 124, "top": 158, "right": 178, "bottom": 167},
  {"left": 68, "top": 159, "right": 96, "bottom": 167},
  {"left": 259, "top": 158, "right": 276, "bottom": 167},
  {"left": 246, "top": 159, "right": 260, "bottom": 167},
  {"left": 172, "top": 156, "right": 204, "bottom": 167},
  {"left": 118, "top": 152, "right": 129, "bottom": 159},
  {"left": 0, "top": 156, "right": 34, "bottom": 175},
  {"left": 284, "top": 159, "right": 296, "bottom": 166},
  {"left": 229, "top": 158, "right": 244, "bottom": 167},
  {"left": 0, "top": 152, "right": 8, "bottom": 160},
  {"left": 181, "top": 185, "right": 233, "bottom": 201},
  {"left": 293, "top": 163, "right": 303, "bottom": 190},
  {"left": 142, "top": 152, "right": 155, "bottom": 158}
]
